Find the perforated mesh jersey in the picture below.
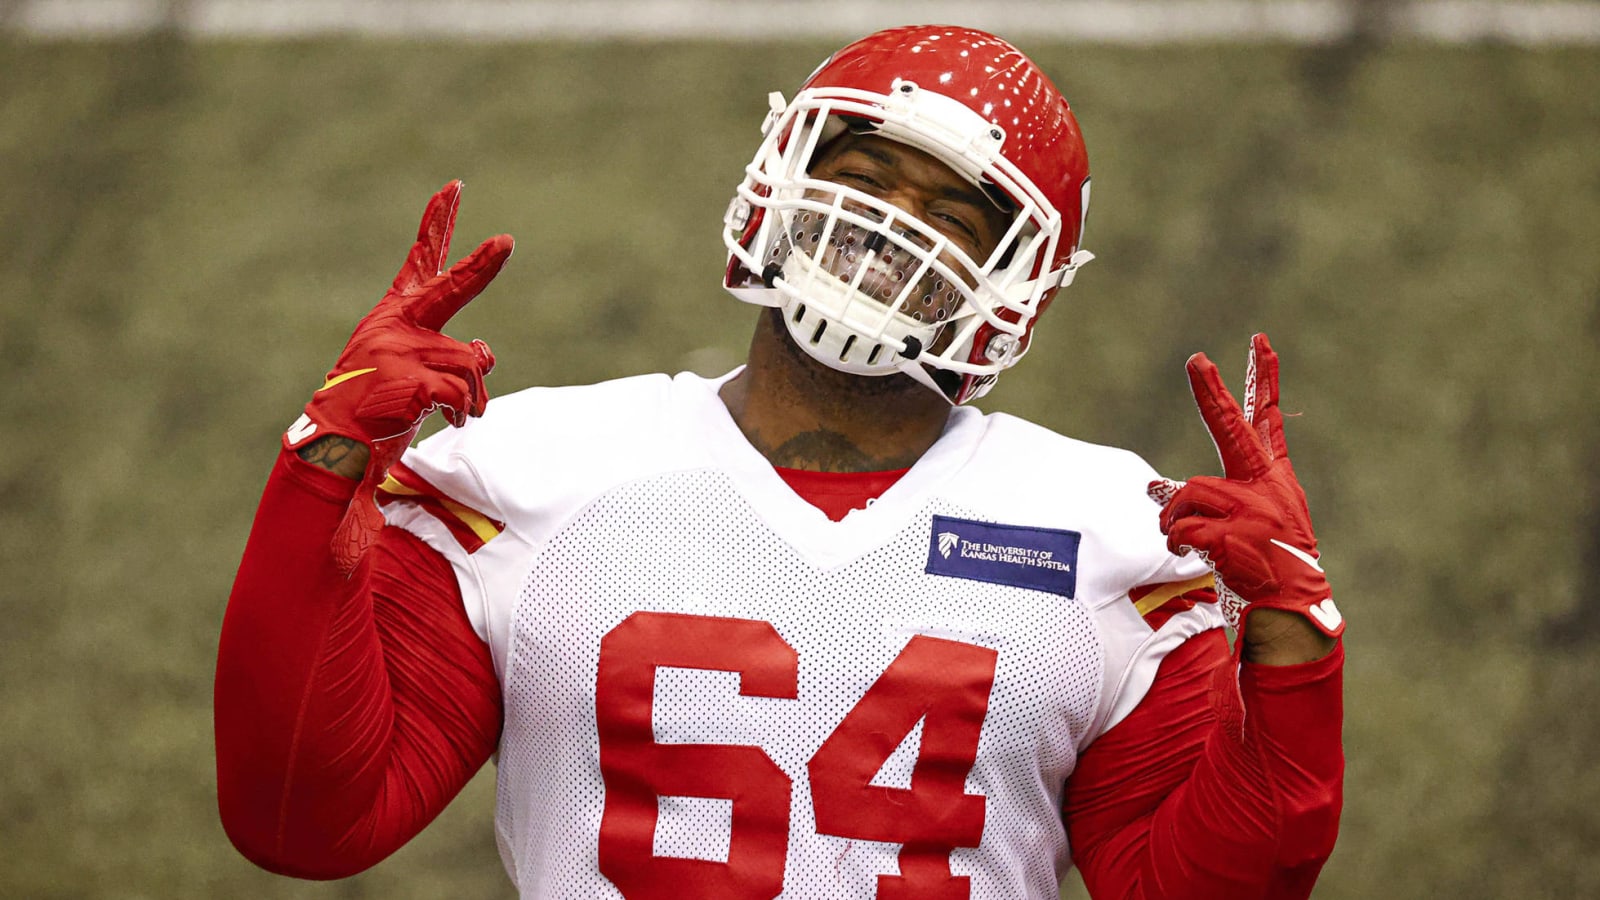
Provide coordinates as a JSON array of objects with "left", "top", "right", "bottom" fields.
[{"left": 380, "top": 370, "right": 1221, "bottom": 898}]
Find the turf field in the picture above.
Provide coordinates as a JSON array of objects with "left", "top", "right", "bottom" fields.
[{"left": 0, "top": 34, "right": 1596, "bottom": 899}]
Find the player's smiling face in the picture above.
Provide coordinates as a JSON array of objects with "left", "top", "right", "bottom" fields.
[
  {"left": 809, "top": 132, "right": 1008, "bottom": 265},
  {"left": 795, "top": 132, "right": 1011, "bottom": 329}
]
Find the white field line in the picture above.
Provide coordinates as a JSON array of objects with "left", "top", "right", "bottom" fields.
[{"left": 8, "top": 0, "right": 1600, "bottom": 44}]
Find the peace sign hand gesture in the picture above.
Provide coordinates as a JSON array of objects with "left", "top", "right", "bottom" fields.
[
  {"left": 1148, "top": 334, "right": 1343, "bottom": 659},
  {"left": 282, "top": 181, "right": 514, "bottom": 574}
]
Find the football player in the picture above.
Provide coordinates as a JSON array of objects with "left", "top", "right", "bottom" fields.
[{"left": 216, "top": 25, "right": 1343, "bottom": 899}]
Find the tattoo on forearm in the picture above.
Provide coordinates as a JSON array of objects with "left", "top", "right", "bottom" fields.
[{"left": 297, "top": 436, "right": 369, "bottom": 478}]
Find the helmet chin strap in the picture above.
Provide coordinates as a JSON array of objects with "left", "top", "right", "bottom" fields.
[
  {"left": 765, "top": 263, "right": 960, "bottom": 404},
  {"left": 897, "top": 356, "right": 962, "bottom": 403},
  {"left": 758, "top": 306, "right": 948, "bottom": 408}
]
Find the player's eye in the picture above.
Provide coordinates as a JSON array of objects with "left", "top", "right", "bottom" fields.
[
  {"left": 935, "top": 211, "right": 976, "bottom": 236},
  {"left": 931, "top": 209, "right": 983, "bottom": 249},
  {"left": 839, "top": 171, "right": 883, "bottom": 190}
]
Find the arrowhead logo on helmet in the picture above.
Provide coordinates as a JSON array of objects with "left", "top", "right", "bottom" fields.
[{"left": 723, "top": 24, "right": 1093, "bottom": 405}]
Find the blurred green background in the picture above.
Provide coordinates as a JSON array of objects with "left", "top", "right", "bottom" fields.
[{"left": 1, "top": 19, "right": 1597, "bottom": 900}]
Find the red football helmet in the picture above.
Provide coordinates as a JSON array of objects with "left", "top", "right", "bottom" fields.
[{"left": 724, "top": 25, "right": 1092, "bottom": 404}]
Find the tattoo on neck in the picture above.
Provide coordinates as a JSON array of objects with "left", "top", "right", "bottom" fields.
[{"left": 762, "top": 429, "right": 916, "bottom": 473}]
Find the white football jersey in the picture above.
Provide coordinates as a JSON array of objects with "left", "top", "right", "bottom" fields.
[{"left": 382, "top": 370, "right": 1222, "bottom": 900}]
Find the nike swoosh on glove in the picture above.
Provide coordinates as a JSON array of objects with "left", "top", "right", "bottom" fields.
[
  {"left": 1147, "top": 334, "right": 1344, "bottom": 640},
  {"left": 282, "top": 180, "right": 513, "bottom": 574}
]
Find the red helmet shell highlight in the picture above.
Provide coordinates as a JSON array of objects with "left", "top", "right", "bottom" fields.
[{"left": 804, "top": 26, "right": 1090, "bottom": 260}]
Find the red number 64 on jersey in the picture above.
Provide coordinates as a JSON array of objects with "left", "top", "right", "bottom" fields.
[{"left": 595, "top": 612, "right": 999, "bottom": 899}]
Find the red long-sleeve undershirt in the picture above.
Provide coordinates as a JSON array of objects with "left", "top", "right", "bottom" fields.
[
  {"left": 215, "top": 451, "right": 502, "bottom": 878},
  {"left": 215, "top": 450, "right": 1342, "bottom": 895}
]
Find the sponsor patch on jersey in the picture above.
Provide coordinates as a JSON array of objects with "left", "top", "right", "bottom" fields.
[{"left": 925, "top": 515, "right": 1080, "bottom": 598}]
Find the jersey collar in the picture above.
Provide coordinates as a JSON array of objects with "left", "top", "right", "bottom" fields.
[{"left": 675, "top": 369, "right": 988, "bottom": 568}]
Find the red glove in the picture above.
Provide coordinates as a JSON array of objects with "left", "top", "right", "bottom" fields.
[
  {"left": 1147, "top": 334, "right": 1343, "bottom": 641},
  {"left": 282, "top": 181, "right": 513, "bottom": 574}
]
